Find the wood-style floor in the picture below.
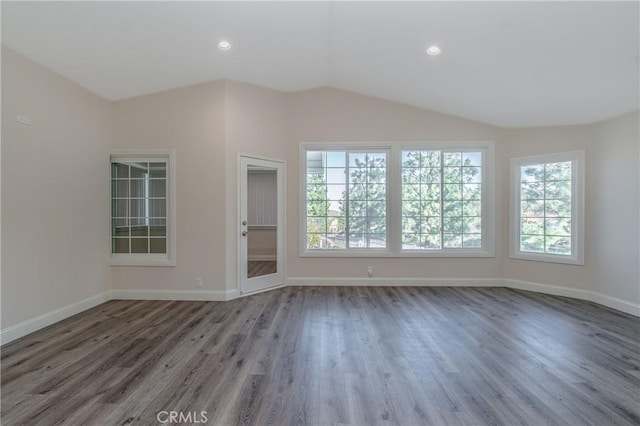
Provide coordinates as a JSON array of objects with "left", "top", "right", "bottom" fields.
[{"left": 1, "top": 287, "right": 639, "bottom": 425}]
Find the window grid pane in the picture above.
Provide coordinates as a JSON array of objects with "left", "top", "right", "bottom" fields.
[
  {"left": 401, "top": 150, "right": 482, "bottom": 250},
  {"left": 111, "top": 160, "right": 168, "bottom": 255},
  {"left": 305, "top": 151, "right": 387, "bottom": 250},
  {"left": 519, "top": 161, "right": 572, "bottom": 255}
]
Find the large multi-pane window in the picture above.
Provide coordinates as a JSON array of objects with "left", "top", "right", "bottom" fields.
[
  {"left": 306, "top": 150, "right": 387, "bottom": 250},
  {"left": 301, "top": 143, "right": 494, "bottom": 256},
  {"left": 401, "top": 150, "right": 483, "bottom": 250},
  {"left": 110, "top": 151, "right": 175, "bottom": 266},
  {"left": 510, "top": 151, "right": 584, "bottom": 264}
]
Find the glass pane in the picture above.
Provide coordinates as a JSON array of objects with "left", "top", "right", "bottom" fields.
[
  {"left": 402, "top": 151, "right": 421, "bottom": 168},
  {"left": 327, "top": 217, "right": 345, "bottom": 233},
  {"left": 130, "top": 199, "right": 146, "bottom": 218},
  {"left": 150, "top": 238, "right": 167, "bottom": 254},
  {"left": 545, "top": 199, "right": 571, "bottom": 217},
  {"left": 443, "top": 167, "right": 462, "bottom": 183},
  {"left": 420, "top": 184, "right": 441, "bottom": 201},
  {"left": 521, "top": 218, "right": 544, "bottom": 235},
  {"left": 111, "top": 162, "right": 129, "bottom": 178},
  {"left": 422, "top": 216, "right": 441, "bottom": 234},
  {"left": 130, "top": 179, "right": 147, "bottom": 198},
  {"left": 149, "top": 199, "right": 166, "bottom": 218},
  {"left": 130, "top": 163, "right": 149, "bottom": 178},
  {"left": 111, "top": 199, "right": 128, "bottom": 218},
  {"left": 307, "top": 151, "right": 325, "bottom": 172},
  {"left": 112, "top": 219, "right": 129, "bottom": 237},
  {"left": 423, "top": 233, "right": 441, "bottom": 249},
  {"left": 326, "top": 152, "right": 346, "bottom": 168},
  {"left": 131, "top": 238, "right": 148, "bottom": 253},
  {"left": 463, "top": 200, "right": 482, "bottom": 217},
  {"left": 443, "top": 152, "right": 462, "bottom": 166},
  {"left": 307, "top": 201, "right": 328, "bottom": 217},
  {"left": 520, "top": 182, "right": 544, "bottom": 200},
  {"left": 464, "top": 217, "right": 482, "bottom": 234},
  {"left": 149, "top": 179, "right": 166, "bottom": 198},
  {"left": 420, "top": 200, "right": 441, "bottom": 217},
  {"left": 111, "top": 180, "right": 128, "bottom": 198},
  {"left": 403, "top": 184, "right": 420, "bottom": 201},
  {"left": 443, "top": 234, "right": 463, "bottom": 248},
  {"left": 545, "top": 180, "right": 571, "bottom": 199},
  {"left": 349, "top": 201, "right": 367, "bottom": 217},
  {"left": 349, "top": 153, "right": 367, "bottom": 168},
  {"left": 112, "top": 238, "right": 129, "bottom": 253},
  {"left": 402, "top": 167, "right": 421, "bottom": 184},
  {"left": 462, "top": 152, "right": 482, "bottom": 167},
  {"left": 545, "top": 162, "right": 571, "bottom": 181},
  {"left": 521, "top": 200, "right": 544, "bottom": 217},
  {"left": 326, "top": 168, "right": 346, "bottom": 184},
  {"left": 326, "top": 234, "right": 346, "bottom": 249},
  {"left": 369, "top": 233, "right": 386, "bottom": 248},
  {"left": 443, "top": 201, "right": 462, "bottom": 217},
  {"left": 443, "top": 217, "right": 463, "bottom": 234},
  {"left": 348, "top": 233, "right": 366, "bottom": 248},
  {"left": 368, "top": 153, "right": 386, "bottom": 168},
  {"left": 369, "top": 217, "right": 386, "bottom": 233},
  {"left": 149, "top": 162, "right": 166, "bottom": 178},
  {"left": 402, "top": 216, "right": 420, "bottom": 234},
  {"left": 131, "top": 224, "right": 149, "bottom": 237},
  {"left": 326, "top": 184, "right": 345, "bottom": 201},
  {"left": 420, "top": 168, "right": 440, "bottom": 184},
  {"left": 463, "top": 184, "right": 482, "bottom": 201},
  {"left": 150, "top": 221, "right": 167, "bottom": 236},
  {"left": 545, "top": 218, "right": 571, "bottom": 236},
  {"left": 462, "top": 167, "right": 482, "bottom": 183},
  {"left": 367, "top": 168, "right": 386, "bottom": 184},
  {"left": 402, "top": 233, "right": 420, "bottom": 249},
  {"left": 348, "top": 217, "right": 367, "bottom": 234},
  {"left": 443, "top": 184, "right": 462, "bottom": 200},
  {"left": 521, "top": 235, "right": 544, "bottom": 252},
  {"left": 521, "top": 165, "right": 544, "bottom": 182},
  {"left": 546, "top": 236, "right": 571, "bottom": 255},
  {"left": 463, "top": 235, "right": 482, "bottom": 248},
  {"left": 367, "top": 201, "right": 386, "bottom": 217},
  {"left": 307, "top": 217, "right": 327, "bottom": 233},
  {"left": 420, "top": 151, "right": 441, "bottom": 168}
]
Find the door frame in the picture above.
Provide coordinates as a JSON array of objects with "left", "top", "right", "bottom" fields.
[{"left": 237, "top": 154, "right": 286, "bottom": 295}]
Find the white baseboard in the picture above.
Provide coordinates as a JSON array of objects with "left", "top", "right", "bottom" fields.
[
  {"left": 248, "top": 255, "right": 277, "bottom": 261},
  {"left": 505, "top": 279, "right": 640, "bottom": 317},
  {"left": 3, "top": 277, "right": 637, "bottom": 346},
  {"left": 112, "top": 288, "right": 237, "bottom": 302},
  {"left": 287, "top": 277, "right": 502, "bottom": 287},
  {"left": 0, "top": 291, "right": 112, "bottom": 345},
  {"left": 590, "top": 291, "right": 640, "bottom": 317}
]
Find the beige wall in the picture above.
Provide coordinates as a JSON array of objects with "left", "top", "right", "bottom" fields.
[
  {"left": 224, "top": 81, "right": 289, "bottom": 293},
  {"left": 1, "top": 47, "right": 112, "bottom": 328},
  {"left": 501, "top": 113, "right": 640, "bottom": 305},
  {"left": 591, "top": 112, "right": 639, "bottom": 303},
  {"left": 111, "top": 80, "right": 227, "bottom": 293},
  {"left": 2, "top": 48, "right": 638, "bottom": 332},
  {"left": 286, "top": 88, "right": 505, "bottom": 279}
]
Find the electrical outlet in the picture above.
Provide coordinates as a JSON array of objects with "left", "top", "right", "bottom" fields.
[
  {"left": 195, "top": 277, "right": 203, "bottom": 288},
  {"left": 367, "top": 266, "right": 373, "bottom": 277},
  {"left": 16, "top": 114, "right": 31, "bottom": 126}
]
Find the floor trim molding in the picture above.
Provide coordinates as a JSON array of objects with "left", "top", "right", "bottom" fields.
[
  {"left": 3, "top": 278, "right": 637, "bottom": 345},
  {"left": 0, "top": 291, "right": 112, "bottom": 346},
  {"left": 287, "top": 277, "right": 502, "bottom": 287},
  {"left": 111, "top": 288, "right": 237, "bottom": 302}
]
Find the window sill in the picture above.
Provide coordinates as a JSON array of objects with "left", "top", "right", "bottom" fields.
[
  {"left": 110, "top": 254, "right": 175, "bottom": 267},
  {"left": 301, "top": 249, "right": 494, "bottom": 258},
  {"left": 510, "top": 252, "right": 583, "bottom": 265}
]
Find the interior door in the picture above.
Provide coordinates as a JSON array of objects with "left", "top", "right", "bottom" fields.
[{"left": 239, "top": 156, "right": 285, "bottom": 295}]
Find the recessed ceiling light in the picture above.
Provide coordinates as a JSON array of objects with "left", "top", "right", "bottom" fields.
[
  {"left": 426, "top": 45, "right": 441, "bottom": 56},
  {"left": 217, "top": 40, "right": 231, "bottom": 51}
]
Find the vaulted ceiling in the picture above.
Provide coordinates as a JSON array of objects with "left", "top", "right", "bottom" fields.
[{"left": 2, "top": 1, "right": 638, "bottom": 127}]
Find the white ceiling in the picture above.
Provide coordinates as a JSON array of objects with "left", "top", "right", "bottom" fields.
[{"left": 2, "top": 1, "right": 638, "bottom": 128}]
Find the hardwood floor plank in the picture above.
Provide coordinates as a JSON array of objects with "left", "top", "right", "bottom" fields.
[{"left": 2, "top": 287, "right": 639, "bottom": 425}]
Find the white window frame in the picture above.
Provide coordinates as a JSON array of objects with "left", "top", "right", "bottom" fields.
[
  {"left": 509, "top": 150, "right": 585, "bottom": 265},
  {"left": 300, "top": 142, "right": 495, "bottom": 258},
  {"left": 110, "top": 149, "right": 176, "bottom": 267}
]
